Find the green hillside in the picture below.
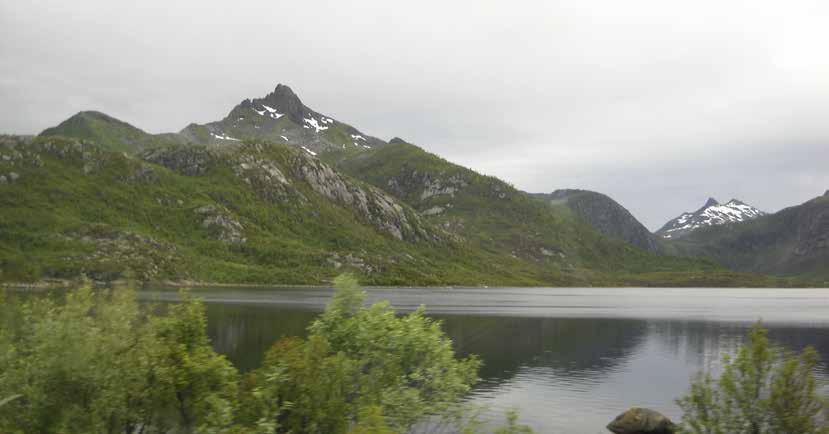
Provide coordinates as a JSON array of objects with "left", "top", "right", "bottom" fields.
[
  {"left": 40, "top": 111, "right": 189, "bottom": 153},
  {"left": 0, "top": 135, "right": 578, "bottom": 286},
  {"left": 327, "top": 140, "right": 769, "bottom": 284}
]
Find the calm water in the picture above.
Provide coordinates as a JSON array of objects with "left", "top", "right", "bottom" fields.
[{"left": 140, "top": 287, "right": 829, "bottom": 434}]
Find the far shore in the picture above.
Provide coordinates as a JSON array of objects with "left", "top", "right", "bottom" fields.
[{"left": 2, "top": 278, "right": 827, "bottom": 291}]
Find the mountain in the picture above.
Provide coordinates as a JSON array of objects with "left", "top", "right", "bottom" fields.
[
  {"left": 328, "top": 138, "right": 742, "bottom": 284},
  {"left": 38, "top": 85, "right": 385, "bottom": 156},
  {"left": 9, "top": 83, "right": 805, "bottom": 287},
  {"left": 3, "top": 132, "right": 769, "bottom": 286},
  {"left": 179, "top": 84, "right": 386, "bottom": 153},
  {"left": 39, "top": 111, "right": 188, "bottom": 153},
  {"left": 1, "top": 134, "right": 581, "bottom": 286},
  {"left": 656, "top": 198, "right": 765, "bottom": 239},
  {"left": 530, "top": 189, "right": 663, "bottom": 253},
  {"left": 665, "top": 192, "right": 829, "bottom": 279}
]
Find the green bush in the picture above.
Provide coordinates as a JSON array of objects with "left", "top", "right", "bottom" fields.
[
  {"left": 0, "top": 288, "right": 238, "bottom": 434},
  {"left": 0, "top": 275, "right": 513, "bottom": 433},
  {"left": 236, "top": 274, "right": 481, "bottom": 433},
  {"left": 677, "top": 323, "right": 829, "bottom": 434}
]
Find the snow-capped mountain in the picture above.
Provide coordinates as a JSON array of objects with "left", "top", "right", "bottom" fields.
[
  {"left": 656, "top": 198, "right": 765, "bottom": 239},
  {"left": 179, "top": 84, "right": 386, "bottom": 153}
]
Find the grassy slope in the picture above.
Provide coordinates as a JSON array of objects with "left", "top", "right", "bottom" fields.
[
  {"left": 330, "top": 142, "right": 809, "bottom": 287},
  {"left": 40, "top": 111, "right": 189, "bottom": 153},
  {"left": 0, "top": 136, "right": 578, "bottom": 286}
]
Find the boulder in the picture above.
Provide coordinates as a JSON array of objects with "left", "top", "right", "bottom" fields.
[{"left": 606, "top": 407, "right": 676, "bottom": 434}]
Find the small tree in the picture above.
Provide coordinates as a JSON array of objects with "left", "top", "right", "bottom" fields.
[
  {"left": 677, "top": 323, "right": 829, "bottom": 434},
  {"left": 240, "top": 273, "right": 481, "bottom": 433},
  {"left": 0, "top": 288, "right": 238, "bottom": 434}
]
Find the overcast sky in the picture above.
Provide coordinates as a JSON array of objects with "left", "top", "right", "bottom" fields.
[{"left": 2, "top": 0, "right": 828, "bottom": 229}]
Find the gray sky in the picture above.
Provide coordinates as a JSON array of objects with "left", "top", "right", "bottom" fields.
[{"left": 3, "top": 0, "right": 828, "bottom": 229}]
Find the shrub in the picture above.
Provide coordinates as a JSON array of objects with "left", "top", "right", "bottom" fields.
[{"left": 677, "top": 323, "right": 829, "bottom": 434}]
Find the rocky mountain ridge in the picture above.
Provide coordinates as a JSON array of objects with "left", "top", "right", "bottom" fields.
[
  {"left": 14, "top": 82, "right": 824, "bottom": 285},
  {"left": 656, "top": 198, "right": 765, "bottom": 239},
  {"left": 665, "top": 192, "right": 829, "bottom": 279}
]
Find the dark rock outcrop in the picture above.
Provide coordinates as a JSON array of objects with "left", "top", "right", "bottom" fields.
[{"left": 607, "top": 407, "right": 676, "bottom": 434}]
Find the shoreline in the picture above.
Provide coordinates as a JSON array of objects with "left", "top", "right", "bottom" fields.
[{"left": 3, "top": 279, "right": 827, "bottom": 290}]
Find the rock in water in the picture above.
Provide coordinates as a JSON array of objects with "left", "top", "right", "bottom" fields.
[{"left": 606, "top": 407, "right": 676, "bottom": 434}]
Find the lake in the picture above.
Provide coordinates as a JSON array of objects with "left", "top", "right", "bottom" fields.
[{"left": 140, "top": 287, "right": 829, "bottom": 434}]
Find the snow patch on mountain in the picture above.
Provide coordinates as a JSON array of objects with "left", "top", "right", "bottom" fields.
[
  {"left": 254, "top": 104, "right": 283, "bottom": 120},
  {"left": 658, "top": 198, "right": 765, "bottom": 238},
  {"left": 210, "top": 132, "right": 240, "bottom": 141},
  {"left": 303, "top": 117, "right": 329, "bottom": 133}
]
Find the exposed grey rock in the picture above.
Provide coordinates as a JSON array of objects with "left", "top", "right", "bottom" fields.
[
  {"left": 0, "top": 175, "right": 6, "bottom": 184},
  {"left": 327, "top": 252, "right": 374, "bottom": 273},
  {"left": 232, "top": 146, "right": 300, "bottom": 203},
  {"left": 195, "top": 205, "right": 246, "bottom": 245},
  {"left": 67, "top": 226, "right": 181, "bottom": 281},
  {"left": 606, "top": 407, "right": 676, "bottom": 434},
  {"left": 142, "top": 146, "right": 218, "bottom": 176},
  {"left": 8, "top": 172, "right": 18, "bottom": 182},
  {"left": 422, "top": 206, "right": 445, "bottom": 216},
  {"left": 290, "top": 152, "right": 430, "bottom": 242},
  {"left": 420, "top": 174, "right": 467, "bottom": 200}
]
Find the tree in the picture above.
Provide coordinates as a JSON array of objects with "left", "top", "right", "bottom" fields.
[
  {"left": 676, "top": 323, "right": 829, "bottom": 434},
  {"left": 239, "top": 273, "right": 481, "bottom": 433},
  {"left": 0, "top": 287, "right": 238, "bottom": 434}
]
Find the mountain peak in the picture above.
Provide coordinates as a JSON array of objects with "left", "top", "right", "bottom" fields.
[
  {"left": 824, "top": 189, "right": 829, "bottom": 197},
  {"left": 657, "top": 196, "right": 765, "bottom": 239},
  {"left": 389, "top": 137, "right": 410, "bottom": 145},
  {"left": 252, "top": 83, "right": 306, "bottom": 123},
  {"left": 39, "top": 110, "right": 151, "bottom": 153},
  {"left": 272, "top": 83, "right": 299, "bottom": 100}
]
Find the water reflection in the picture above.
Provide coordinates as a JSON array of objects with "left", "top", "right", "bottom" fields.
[{"left": 192, "top": 290, "right": 829, "bottom": 434}]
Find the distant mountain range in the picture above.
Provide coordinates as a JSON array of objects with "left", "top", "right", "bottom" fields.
[
  {"left": 0, "top": 83, "right": 824, "bottom": 286},
  {"left": 656, "top": 198, "right": 765, "bottom": 239},
  {"left": 664, "top": 192, "right": 829, "bottom": 279}
]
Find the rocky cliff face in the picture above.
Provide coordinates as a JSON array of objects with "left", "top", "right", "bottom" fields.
[
  {"left": 143, "top": 142, "right": 435, "bottom": 243},
  {"left": 657, "top": 198, "right": 765, "bottom": 239},
  {"left": 532, "top": 189, "right": 663, "bottom": 254}
]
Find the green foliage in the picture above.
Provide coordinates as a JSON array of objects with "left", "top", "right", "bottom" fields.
[
  {"left": 237, "top": 273, "right": 481, "bottom": 433},
  {"left": 677, "top": 323, "right": 829, "bottom": 434},
  {"left": 0, "top": 288, "right": 238, "bottom": 434},
  {"left": 493, "top": 410, "right": 535, "bottom": 434},
  {"left": 39, "top": 111, "right": 187, "bottom": 154},
  {"left": 0, "top": 135, "right": 796, "bottom": 287},
  {"left": 0, "top": 275, "right": 504, "bottom": 432}
]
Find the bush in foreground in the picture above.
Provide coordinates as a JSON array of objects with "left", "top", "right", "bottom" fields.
[
  {"left": 0, "top": 275, "right": 514, "bottom": 433},
  {"left": 677, "top": 323, "right": 829, "bottom": 434}
]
